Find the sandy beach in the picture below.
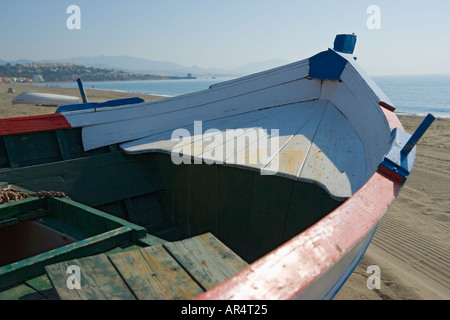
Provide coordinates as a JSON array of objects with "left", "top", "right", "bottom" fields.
[
  {"left": 1, "top": 83, "right": 449, "bottom": 300},
  {"left": 336, "top": 114, "right": 450, "bottom": 300},
  {"left": 0, "top": 83, "right": 163, "bottom": 118}
]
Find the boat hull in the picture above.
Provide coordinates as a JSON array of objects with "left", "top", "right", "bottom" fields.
[
  {"left": 0, "top": 35, "right": 412, "bottom": 299},
  {"left": 12, "top": 92, "right": 80, "bottom": 106},
  {"left": 0, "top": 122, "right": 402, "bottom": 300}
]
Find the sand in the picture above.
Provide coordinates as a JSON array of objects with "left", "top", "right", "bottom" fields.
[
  {"left": 0, "top": 83, "right": 163, "bottom": 118},
  {"left": 1, "top": 83, "right": 449, "bottom": 300},
  {"left": 335, "top": 115, "right": 450, "bottom": 300}
]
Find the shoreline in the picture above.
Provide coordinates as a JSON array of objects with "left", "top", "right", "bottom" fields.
[
  {"left": 1, "top": 83, "right": 449, "bottom": 300},
  {"left": 397, "top": 112, "right": 450, "bottom": 120}
]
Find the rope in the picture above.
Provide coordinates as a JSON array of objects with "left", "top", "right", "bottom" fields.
[{"left": 0, "top": 186, "right": 70, "bottom": 205}]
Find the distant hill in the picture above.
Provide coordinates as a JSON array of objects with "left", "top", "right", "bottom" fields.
[
  {"left": 64, "top": 55, "right": 194, "bottom": 76},
  {"left": 0, "top": 56, "right": 291, "bottom": 78},
  {"left": 0, "top": 62, "right": 194, "bottom": 82}
]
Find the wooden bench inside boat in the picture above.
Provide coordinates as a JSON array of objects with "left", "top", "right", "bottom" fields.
[{"left": 45, "top": 232, "right": 248, "bottom": 300}]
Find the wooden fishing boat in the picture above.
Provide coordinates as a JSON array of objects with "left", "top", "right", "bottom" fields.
[
  {"left": 12, "top": 92, "right": 80, "bottom": 106},
  {"left": 0, "top": 34, "right": 434, "bottom": 300}
]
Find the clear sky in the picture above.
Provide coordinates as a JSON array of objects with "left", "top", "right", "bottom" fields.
[{"left": 0, "top": 0, "right": 449, "bottom": 75}]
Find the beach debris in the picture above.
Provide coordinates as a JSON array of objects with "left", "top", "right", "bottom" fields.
[{"left": 7, "top": 88, "right": 15, "bottom": 93}]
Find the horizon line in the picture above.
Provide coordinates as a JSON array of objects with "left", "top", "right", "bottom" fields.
[{"left": 1, "top": 57, "right": 449, "bottom": 78}]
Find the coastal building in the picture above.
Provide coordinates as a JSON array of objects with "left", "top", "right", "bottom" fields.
[{"left": 32, "top": 75, "right": 45, "bottom": 82}]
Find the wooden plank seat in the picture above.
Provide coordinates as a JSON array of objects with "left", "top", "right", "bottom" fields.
[
  {"left": 163, "top": 232, "right": 249, "bottom": 291},
  {"left": 45, "top": 232, "right": 248, "bottom": 300},
  {"left": 45, "top": 254, "right": 136, "bottom": 300}
]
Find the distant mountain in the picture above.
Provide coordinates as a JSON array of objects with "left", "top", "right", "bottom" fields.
[
  {"left": 64, "top": 55, "right": 195, "bottom": 76},
  {"left": 0, "top": 55, "right": 292, "bottom": 78},
  {"left": 0, "top": 59, "right": 36, "bottom": 66}
]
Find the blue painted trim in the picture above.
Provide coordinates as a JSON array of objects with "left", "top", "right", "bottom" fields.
[
  {"left": 402, "top": 114, "right": 435, "bottom": 156},
  {"left": 333, "top": 34, "right": 357, "bottom": 54},
  {"left": 57, "top": 102, "right": 97, "bottom": 112},
  {"left": 308, "top": 49, "right": 349, "bottom": 81},
  {"left": 379, "top": 113, "right": 434, "bottom": 182},
  {"left": 332, "top": 50, "right": 394, "bottom": 107},
  {"left": 379, "top": 128, "right": 415, "bottom": 182},
  {"left": 77, "top": 78, "right": 88, "bottom": 103},
  {"left": 56, "top": 97, "right": 144, "bottom": 113}
]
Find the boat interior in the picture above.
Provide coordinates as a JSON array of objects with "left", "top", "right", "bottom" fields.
[{"left": 0, "top": 125, "right": 343, "bottom": 266}]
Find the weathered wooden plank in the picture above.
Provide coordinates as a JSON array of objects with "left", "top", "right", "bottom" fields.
[
  {"left": 55, "top": 129, "right": 71, "bottom": 160},
  {"left": 0, "top": 197, "right": 46, "bottom": 221},
  {"left": 0, "top": 151, "right": 162, "bottom": 208},
  {"left": 184, "top": 164, "right": 219, "bottom": 237},
  {"left": 2, "top": 136, "right": 19, "bottom": 168},
  {"left": 282, "top": 180, "right": 341, "bottom": 244},
  {"left": 0, "top": 274, "right": 61, "bottom": 300},
  {"left": 0, "top": 227, "right": 134, "bottom": 290},
  {"left": 217, "top": 166, "right": 254, "bottom": 257},
  {"left": 224, "top": 101, "right": 318, "bottom": 171},
  {"left": 94, "top": 199, "right": 129, "bottom": 222},
  {"left": 196, "top": 171, "right": 400, "bottom": 300},
  {"left": 121, "top": 101, "right": 279, "bottom": 156},
  {"left": 152, "top": 153, "right": 190, "bottom": 241},
  {"left": 65, "top": 60, "right": 311, "bottom": 130},
  {"left": 122, "top": 99, "right": 359, "bottom": 201},
  {"left": 263, "top": 134, "right": 309, "bottom": 178},
  {"left": 61, "top": 128, "right": 111, "bottom": 159},
  {"left": 242, "top": 174, "right": 294, "bottom": 262},
  {"left": 0, "top": 139, "right": 9, "bottom": 169},
  {"left": 0, "top": 113, "right": 71, "bottom": 136},
  {"left": 164, "top": 233, "right": 249, "bottom": 291},
  {"left": 4, "top": 131, "right": 63, "bottom": 168},
  {"left": 109, "top": 245, "right": 203, "bottom": 300},
  {"left": 134, "top": 233, "right": 168, "bottom": 247},
  {"left": 45, "top": 254, "right": 135, "bottom": 300},
  {"left": 0, "top": 282, "right": 42, "bottom": 300},
  {"left": 154, "top": 156, "right": 218, "bottom": 240},
  {"left": 339, "top": 64, "right": 391, "bottom": 173},
  {"left": 79, "top": 78, "right": 320, "bottom": 150},
  {"left": 338, "top": 52, "right": 393, "bottom": 107},
  {"left": 210, "top": 59, "right": 309, "bottom": 91},
  {"left": 26, "top": 274, "right": 59, "bottom": 300},
  {"left": 172, "top": 105, "right": 287, "bottom": 164},
  {"left": 321, "top": 74, "right": 390, "bottom": 175},
  {"left": 261, "top": 100, "right": 327, "bottom": 176},
  {"left": 49, "top": 154, "right": 161, "bottom": 207},
  {"left": 127, "top": 193, "right": 165, "bottom": 233},
  {"left": 45, "top": 197, "right": 147, "bottom": 240},
  {"left": 299, "top": 102, "right": 367, "bottom": 200}
]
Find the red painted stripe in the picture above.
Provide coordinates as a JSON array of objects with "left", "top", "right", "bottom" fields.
[
  {"left": 377, "top": 165, "right": 405, "bottom": 183},
  {"left": 380, "top": 105, "right": 403, "bottom": 131},
  {"left": 379, "top": 101, "right": 396, "bottom": 112},
  {"left": 0, "top": 113, "right": 71, "bottom": 136}
]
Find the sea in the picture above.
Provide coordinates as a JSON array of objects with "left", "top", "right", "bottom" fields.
[{"left": 39, "top": 74, "right": 450, "bottom": 119}]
